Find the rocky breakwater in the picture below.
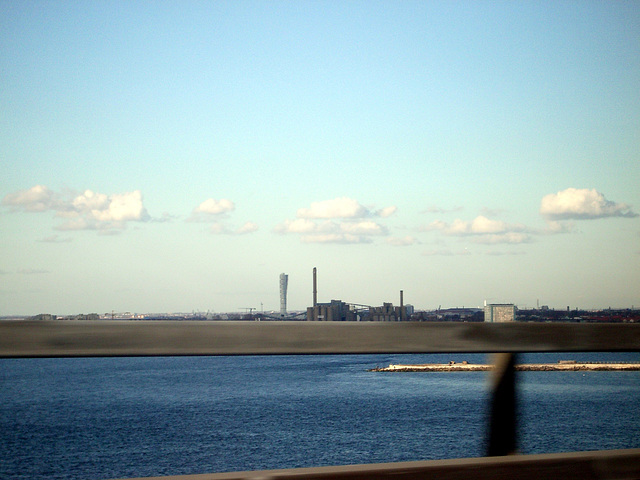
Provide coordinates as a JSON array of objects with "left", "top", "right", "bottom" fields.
[{"left": 369, "top": 360, "right": 640, "bottom": 372}]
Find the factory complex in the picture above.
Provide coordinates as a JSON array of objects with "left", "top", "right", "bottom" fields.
[{"left": 15, "top": 267, "right": 639, "bottom": 323}]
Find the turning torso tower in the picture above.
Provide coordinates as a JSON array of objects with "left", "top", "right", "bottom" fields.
[{"left": 279, "top": 273, "right": 288, "bottom": 316}]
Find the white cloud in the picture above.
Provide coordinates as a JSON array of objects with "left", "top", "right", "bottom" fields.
[
  {"left": 275, "top": 218, "right": 319, "bottom": 234},
  {"left": 55, "top": 218, "right": 97, "bottom": 231},
  {"left": 275, "top": 217, "right": 388, "bottom": 243},
  {"left": 422, "top": 248, "right": 471, "bottom": 256},
  {"left": 2, "top": 185, "right": 150, "bottom": 232},
  {"left": 472, "top": 232, "right": 531, "bottom": 244},
  {"left": 2, "top": 185, "right": 57, "bottom": 212},
  {"left": 90, "top": 191, "right": 149, "bottom": 222},
  {"left": 236, "top": 222, "right": 258, "bottom": 235},
  {"left": 297, "top": 197, "right": 368, "bottom": 219},
  {"left": 387, "top": 236, "right": 420, "bottom": 246},
  {"left": 340, "top": 221, "right": 388, "bottom": 236},
  {"left": 421, "top": 205, "right": 463, "bottom": 214},
  {"left": 423, "top": 215, "right": 531, "bottom": 244},
  {"left": 427, "top": 215, "right": 526, "bottom": 235},
  {"left": 38, "top": 235, "right": 72, "bottom": 243},
  {"left": 480, "top": 207, "right": 508, "bottom": 217},
  {"left": 191, "top": 198, "right": 255, "bottom": 235},
  {"left": 194, "top": 198, "right": 235, "bottom": 215},
  {"left": 540, "top": 188, "right": 637, "bottom": 220},
  {"left": 152, "top": 212, "right": 180, "bottom": 223},
  {"left": 210, "top": 221, "right": 259, "bottom": 235},
  {"left": 296, "top": 197, "right": 396, "bottom": 219},
  {"left": 61, "top": 190, "right": 149, "bottom": 229},
  {"left": 97, "top": 229, "right": 123, "bottom": 236},
  {"left": 209, "top": 223, "right": 227, "bottom": 234},
  {"left": 469, "top": 216, "right": 509, "bottom": 233},
  {"left": 72, "top": 190, "right": 109, "bottom": 212},
  {"left": 277, "top": 197, "right": 396, "bottom": 244},
  {"left": 301, "top": 233, "right": 372, "bottom": 244},
  {"left": 376, "top": 206, "right": 397, "bottom": 218},
  {"left": 543, "top": 220, "right": 575, "bottom": 234}
]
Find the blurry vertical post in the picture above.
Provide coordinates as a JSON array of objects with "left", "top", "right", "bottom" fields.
[{"left": 487, "top": 352, "right": 518, "bottom": 456}]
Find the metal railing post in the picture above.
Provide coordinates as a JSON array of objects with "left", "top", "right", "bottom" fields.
[{"left": 487, "top": 352, "right": 518, "bottom": 456}]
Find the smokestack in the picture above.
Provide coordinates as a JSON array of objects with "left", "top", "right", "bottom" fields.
[{"left": 313, "top": 267, "right": 317, "bottom": 307}]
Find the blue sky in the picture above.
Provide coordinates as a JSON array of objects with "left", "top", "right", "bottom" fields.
[{"left": 1, "top": 1, "right": 639, "bottom": 315}]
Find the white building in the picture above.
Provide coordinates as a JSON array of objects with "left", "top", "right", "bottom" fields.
[{"left": 484, "top": 303, "right": 516, "bottom": 322}]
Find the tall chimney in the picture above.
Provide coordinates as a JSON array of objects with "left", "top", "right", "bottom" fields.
[{"left": 313, "top": 267, "right": 317, "bottom": 307}]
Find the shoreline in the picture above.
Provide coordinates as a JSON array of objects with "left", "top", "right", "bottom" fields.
[{"left": 369, "top": 361, "right": 640, "bottom": 372}]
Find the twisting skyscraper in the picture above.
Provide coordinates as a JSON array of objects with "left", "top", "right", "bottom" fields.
[{"left": 279, "top": 273, "right": 288, "bottom": 316}]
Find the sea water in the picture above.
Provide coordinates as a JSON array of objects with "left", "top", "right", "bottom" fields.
[{"left": 1, "top": 353, "right": 639, "bottom": 480}]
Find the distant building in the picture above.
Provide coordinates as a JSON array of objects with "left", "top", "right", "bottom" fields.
[
  {"left": 484, "top": 303, "right": 516, "bottom": 322},
  {"left": 66, "top": 313, "right": 100, "bottom": 321},
  {"left": 434, "top": 307, "right": 483, "bottom": 321},
  {"left": 307, "top": 300, "right": 356, "bottom": 321},
  {"left": 279, "top": 273, "right": 288, "bottom": 316},
  {"left": 28, "top": 313, "right": 57, "bottom": 321}
]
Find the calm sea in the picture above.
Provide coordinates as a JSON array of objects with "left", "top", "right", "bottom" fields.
[{"left": 1, "top": 353, "right": 639, "bottom": 480}]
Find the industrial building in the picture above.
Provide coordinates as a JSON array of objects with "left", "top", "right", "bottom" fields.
[
  {"left": 368, "top": 303, "right": 406, "bottom": 321},
  {"left": 484, "top": 303, "right": 516, "bottom": 322},
  {"left": 365, "top": 290, "right": 411, "bottom": 321},
  {"left": 305, "top": 268, "right": 411, "bottom": 321},
  {"left": 307, "top": 300, "right": 357, "bottom": 321}
]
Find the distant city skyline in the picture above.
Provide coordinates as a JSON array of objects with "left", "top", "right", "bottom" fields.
[{"left": 1, "top": 2, "right": 639, "bottom": 315}]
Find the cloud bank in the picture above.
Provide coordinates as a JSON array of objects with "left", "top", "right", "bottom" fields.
[
  {"left": 275, "top": 219, "right": 388, "bottom": 244},
  {"left": 424, "top": 215, "right": 531, "bottom": 244},
  {"left": 419, "top": 188, "right": 636, "bottom": 249},
  {"left": 277, "top": 197, "right": 396, "bottom": 244},
  {"left": 540, "top": 188, "right": 637, "bottom": 220},
  {"left": 2, "top": 185, "right": 58, "bottom": 212}
]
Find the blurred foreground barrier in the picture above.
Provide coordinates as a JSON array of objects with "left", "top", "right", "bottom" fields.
[
  {"left": 116, "top": 449, "right": 640, "bottom": 480},
  {"left": 2, "top": 321, "right": 640, "bottom": 356},
  {"left": 2, "top": 321, "right": 639, "bottom": 480}
]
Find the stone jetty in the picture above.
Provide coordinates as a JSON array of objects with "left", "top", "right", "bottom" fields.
[{"left": 369, "top": 360, "right": 640, "bottom": 372}]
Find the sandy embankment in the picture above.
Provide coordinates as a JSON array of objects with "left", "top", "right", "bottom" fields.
[{"left": 369, "top": 362, "right": 640, "bottom": 372}]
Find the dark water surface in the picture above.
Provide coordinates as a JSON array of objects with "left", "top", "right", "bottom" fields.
[{"left": 1, "top": 353, "right": 639, "bottom": 480}]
